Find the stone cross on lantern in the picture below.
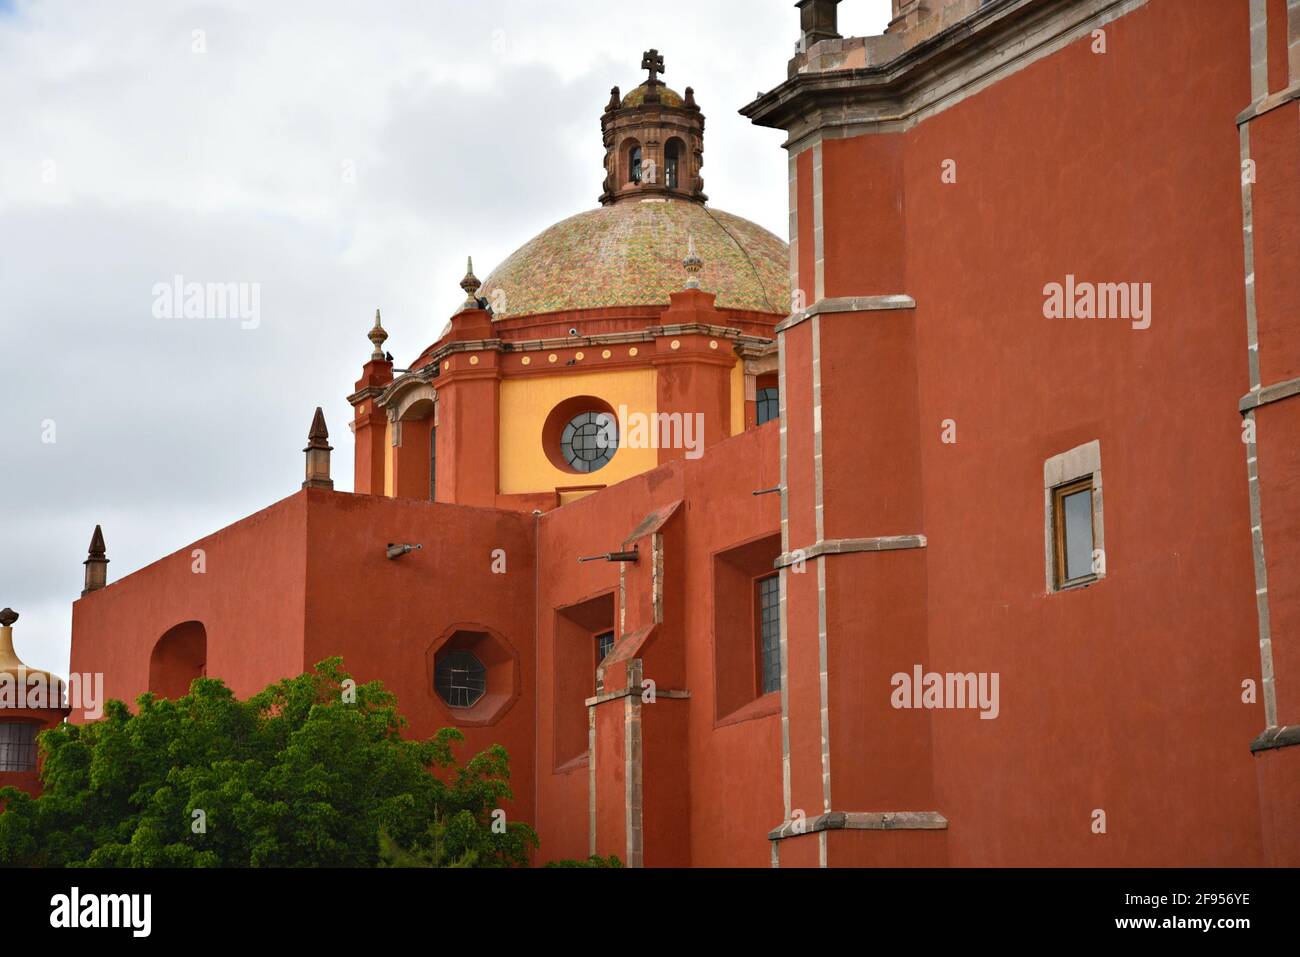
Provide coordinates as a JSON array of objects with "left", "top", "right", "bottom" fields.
[{"left": 641, "top": 49, "right": 664, "bottom": 84}]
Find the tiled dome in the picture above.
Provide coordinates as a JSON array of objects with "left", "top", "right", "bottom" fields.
[
  {"left": 478, "top": 198, "right": 789, "bottom": 318},
  {"left": 621, "top": 82, "right": 685, "bottom": 108}
]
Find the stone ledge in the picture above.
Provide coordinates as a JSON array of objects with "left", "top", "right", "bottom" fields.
[
  {"left": 1236, "top": 81, "right": 1300, "bottom": 126},
  {"left": 775, "top": 294, "right": 916, "bottom": 333},
  {"left": 768, "top": 810, "right": 948, "bottom": 841},
  {"left": 774, "top": 534, "right": 927, "bottom": 569},
  {"left": 584, "top": 687, "right": 689, "bottom": 708},
  {"left": 1239, "top": 375, "right": 1300, "bottom": 413},
  {"left": 1250, "top": 724, "right": 1300, "bottom": 753}
]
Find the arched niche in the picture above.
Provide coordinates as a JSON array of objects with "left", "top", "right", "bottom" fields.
[{"left": 148, "top": 620, "right": 207, "bottom": 699}]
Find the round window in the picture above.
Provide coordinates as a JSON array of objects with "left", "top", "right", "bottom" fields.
[
  {"left": 560, "top": 411, "right": 618, "bottom": 473},
  {"left": 434, "top": 650, "right": 487, "bottom": 708}
]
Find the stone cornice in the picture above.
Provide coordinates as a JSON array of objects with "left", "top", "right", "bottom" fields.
[
  {"left": 346, "top": 384, "right": 387, "bottom": 406},
  {"left": 375, "top": 322, "right": 774, "bottom": 409},
  {"left": 424, "top": 323, "right": 772, "bottom": 366},
  {"left": 741, "top": 0, "right": 1149, "bottom": 151},
  {"left": 736, "top": 339, "right": 779, "bottom": 360}
]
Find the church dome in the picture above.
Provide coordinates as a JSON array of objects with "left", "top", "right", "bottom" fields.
[
  {"left": 479, "top": 197, "right": 789, "bottom": 318},
  {"left": 621, "top": 82, "right": 685, "bottom": 108}
]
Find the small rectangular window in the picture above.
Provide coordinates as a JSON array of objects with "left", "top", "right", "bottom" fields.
[
  {"left": 757, "top": 575, "right": 781, "bottom": 695},
  {"left": 1053, "top": 477, "right": 1095, "bottom": 588},
  {"left": 596, "top": 630, "right": 615, "bottom": 670},
  {"left": 0, "top": 722, "right": 37, "bottom": 772},
  {"left": 756, "top": 387, "right": 780, "bottom": 426}
]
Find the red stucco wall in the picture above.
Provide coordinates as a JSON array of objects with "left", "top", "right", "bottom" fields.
[{"left": 70, "top": 494, "right": 309, "bottom": 713}]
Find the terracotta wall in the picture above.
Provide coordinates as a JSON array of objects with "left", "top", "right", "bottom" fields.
[
  {"left": 779, "top": 0, "right": 1268, "bottom": 865},
  {"left": 533, "top": 422, "right": 783, "bottom": 866},
  {"left": 69, "top": 494, "right": 309, "bottom": 714},
  {"left": 299, "top": 489, "right": 538, "bottom": 825}
]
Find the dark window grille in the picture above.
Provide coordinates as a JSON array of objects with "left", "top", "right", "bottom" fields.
[
  {"left": 596, "top": 630, "right": 616, "bottom": 667},
  {"left": 560, "top": 412, "right": 618, "bottom": 473},
  {"left": 665, "top": 142, "right": 679, "bottom": 189},
  {"left": 434, "top": 651, "right": 487, "bottom": 709},
  {"left": 630, "top": 147, "right": 642, "bottom": 184},
  {"left": 0, "top": 722, "right": 37, "bottom": 772},
  {"left": 758, "top": 575, "right": 781, "bottom": 694},
  {"left": 756, "top": 387, "right": 779, "bottom": 426},
  {"left": 429, "top": 424, "right": 437, "bottom": 502}
]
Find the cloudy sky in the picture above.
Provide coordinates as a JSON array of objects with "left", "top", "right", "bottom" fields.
[{"left": 0, "top": 0, "right": 891, "bottom": 673}]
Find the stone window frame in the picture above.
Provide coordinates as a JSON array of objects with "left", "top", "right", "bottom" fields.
[{"left": 1043, "top": 440, "right": 1106, "bottom": 593}]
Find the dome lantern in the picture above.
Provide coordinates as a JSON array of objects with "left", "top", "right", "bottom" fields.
[{"left": 599, "top": 50, "right": 706, "bottom": 207}]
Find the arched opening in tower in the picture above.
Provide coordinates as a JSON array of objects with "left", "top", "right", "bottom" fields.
[{"left": 664, "top": 138, "right": 684, "bottom": 190}]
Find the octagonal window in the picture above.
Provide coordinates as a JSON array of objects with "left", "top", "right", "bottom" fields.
[
  {"left": 434, "top": 650, "right": 487, "bottom": 709},
  {"left": 426, "top": 626, "right": 519, "bottom": 726}
]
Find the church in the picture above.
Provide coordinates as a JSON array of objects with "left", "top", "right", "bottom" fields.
[{"left": 7, "top": 0, "right": 1300, "bottom": 867}]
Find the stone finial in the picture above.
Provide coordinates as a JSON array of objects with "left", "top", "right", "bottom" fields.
[
  {"left": 0, "top": 608, "right": 16, "bottom": 627},
  {"left": 368, "top": 308, "right": 389, "bottom": 361},
  {"left": 684, "top": 86, "right": 698, "bottom": 110},
  {"left": 87, "top": 525, "right": 106, "bottom": 560},
  {"left": 306, "top": 407, "right": 331, "bottom": 448},
  {"left": 460, "top": 257, "right": 481, "bottom": 307},
  {"left": 606, "top": 86, "right": 621, "bottom": 111},
  {"left": 303, "top": 407, "right": 334, "bottom": 490},
  {"left": 683, "top": 234, "right": 703, "bottom": 289},
  {"left": 82, "top": 525, "right": 109, "bottom": 596}
]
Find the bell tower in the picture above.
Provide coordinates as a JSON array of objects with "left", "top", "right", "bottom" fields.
[{"left": 599, "top": 50, "right": 706, "bottom": 206}]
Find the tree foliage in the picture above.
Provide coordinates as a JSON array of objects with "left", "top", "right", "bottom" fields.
[{"left": 0, "top": 658, "right": 538, "bottom": 867}]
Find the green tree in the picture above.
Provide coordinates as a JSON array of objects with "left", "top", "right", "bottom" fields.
[{"left": 0, "top": 658, "right": 537, "bottom": 867}]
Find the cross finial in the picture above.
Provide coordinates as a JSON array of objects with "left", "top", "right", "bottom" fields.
[{"left": 641, "top": 49, "right": 664, "bottom": 84}]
